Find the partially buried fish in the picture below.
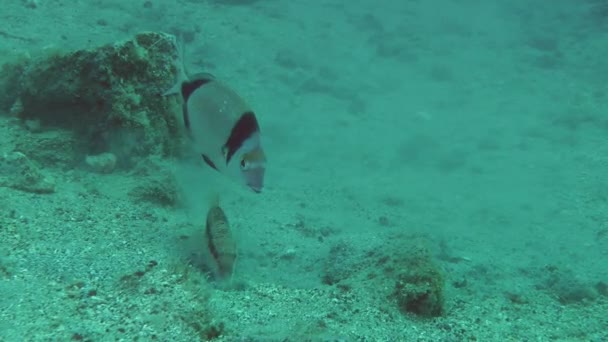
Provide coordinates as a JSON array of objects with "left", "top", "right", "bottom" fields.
[
  {"left": 205, "top": 197, "right": 237, "bottom": 280},
  {"left": 164, "top": 57, "right": 266, "bottom": 193}
]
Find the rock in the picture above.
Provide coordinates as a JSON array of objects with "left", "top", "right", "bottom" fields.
[
  {"left": 0, "top": 32, "right": 183, "bottom": 169},
  {"left": 393, "top": 246, "right": 445, "bottom": 317},
  {"left": 9, "top": 98, "right": 23, "bottom": 116},
  {"left": 0, "top": 151, "right": 55, "bottom": 194},
  {"left": 24, "top": 119, "right": 42, "bottom": 132},
  {"left": 85, "top": 152, "right": 117, "bottom": 174}
]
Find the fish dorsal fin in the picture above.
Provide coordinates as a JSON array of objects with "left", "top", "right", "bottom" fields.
[
  {"left": 162, "top": 34, "right": 189, "bottom": 97},
  {"left": 181, "top": 73, "right": 216, "bottom": 102},
  {"left": 162, "top": 35, "right": 215, "bottom": 98}
]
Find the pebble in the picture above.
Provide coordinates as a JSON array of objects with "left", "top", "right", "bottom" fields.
[{"left": 85, "top": 152, "right": 117, "bottom": 174}]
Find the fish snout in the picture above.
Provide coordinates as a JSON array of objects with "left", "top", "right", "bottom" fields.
[{"left": 243, "top": 166, "right": 265, "bottom": 193}]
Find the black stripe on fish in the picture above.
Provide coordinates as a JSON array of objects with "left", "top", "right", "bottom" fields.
[
  {"left": 205, "top": 210, "right": 221, "bottom": 265},
  {"left": 180, "top": 76, "right": 214, "bottom": 130},
  {"left": 205, "top": 205, "right": 236, "bottom": 278},
  {"left": 182, "top": 104, "right": 191, "bottom": 130},
  {"left": 181, "top": 77, "right": 214, "bottom": 102},
  {"left": 202, "top": 154, "right": 219, "bottom": 171},
  {"left": 223, "top": 111, "right": 260, "bottom": 164}
]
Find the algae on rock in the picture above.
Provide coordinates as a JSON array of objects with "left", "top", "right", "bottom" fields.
[
  {"left": 393, "top": 247, "right": 445, "bottom": 317},
  {"left": 0, "top": 32, "right": 184, "bottom": 169}
]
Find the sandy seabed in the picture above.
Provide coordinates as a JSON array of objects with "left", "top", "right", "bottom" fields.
[{"left": 1, "top": 1, "right": 607, "bottom": 341}]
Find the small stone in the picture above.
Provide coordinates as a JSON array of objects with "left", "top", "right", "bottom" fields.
[
  {"left": 24, "top": 119, "right": 42, "bottom": 132},
  {"left": 280, "top": 248, "right": 297, "bottom": 260},
  {"left": 85, "top": 152, "right": 117, "bottom": 174},
  {"left": 9, "top": 99, "right": 23, "bottom": 116}
]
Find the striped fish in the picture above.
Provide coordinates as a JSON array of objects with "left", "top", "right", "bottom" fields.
[
  {"left": 164, "top": 41, "right": 266, "bottom": 193},
  {"left": 205, "top": 200, "right": 237, "bottom": 280}
]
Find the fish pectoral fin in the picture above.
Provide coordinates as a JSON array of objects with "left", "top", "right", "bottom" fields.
[
  {"left": 162, "top": 81, "right": 181, "bottom": 97},
  {"left": 202, "top": 154, "right": 219, "bottom": 171},
  {"left": 181, "top": 76, "right": 214, "bottom": 102}
]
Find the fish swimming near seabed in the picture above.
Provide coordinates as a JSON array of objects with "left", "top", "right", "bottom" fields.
[
  {"left": 205, "top": 195, "right": 237, "bottom": 280},
  {"left": 163, "top": 37, "right": 267, "bottom": 193}
]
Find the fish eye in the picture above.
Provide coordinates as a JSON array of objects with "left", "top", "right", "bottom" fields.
[{"left": 240, "top": 159, "right": 247, "bottom": 169}]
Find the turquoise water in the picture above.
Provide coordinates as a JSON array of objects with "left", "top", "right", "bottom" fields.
[{"left": 0, "top": 0, "right": 607, "bottom": 341}]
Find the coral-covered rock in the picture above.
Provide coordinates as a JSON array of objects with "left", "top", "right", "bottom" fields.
[{"left": 0, "top": 32, "right": 183, "bottom": 169}]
